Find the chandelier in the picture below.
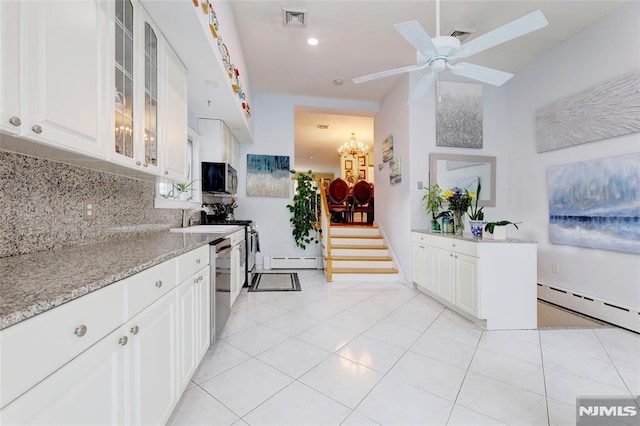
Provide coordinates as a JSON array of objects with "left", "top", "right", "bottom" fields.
[{"left": 338, "top": 133, "right": 368, "bottom": 158}]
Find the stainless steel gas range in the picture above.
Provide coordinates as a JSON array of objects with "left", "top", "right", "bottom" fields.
[{"left": 199, "top": 215, "right": 258, "bottom": 287}]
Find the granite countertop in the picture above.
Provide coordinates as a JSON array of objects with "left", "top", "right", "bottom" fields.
[
  {"left": 412, "top": 229, "right": 537, "bottom": 244},
  {"left": 0, "top": 231, "right": 225, "bottom": 330}
]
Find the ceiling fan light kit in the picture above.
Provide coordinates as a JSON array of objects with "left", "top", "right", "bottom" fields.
[{"left": 352, "top": 8, "right": 549, "bottom": 104}]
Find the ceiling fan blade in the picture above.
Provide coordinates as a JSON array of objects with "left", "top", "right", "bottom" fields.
[
  {"left": 450, "top": 62, "right": 514, "bottom": 86},
  {"left": 454, "top": 10, "right": 548, "bottom": 59},
  {"left": 353, "top": 64, "right": 425, "bottom": 84},
  {"left": 408, "top": 72, "right": 437, "bottom": 104},
  {"left": 393, "top": 20, "right": 438, "bottom": 59}
]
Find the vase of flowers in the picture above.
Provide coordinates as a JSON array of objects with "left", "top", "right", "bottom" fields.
[
  {"left": 467, "top": 182, "right": 486, "bottom": 238},
  {"left": 444, "top": 187, "right": 474, "bottom": 236}
]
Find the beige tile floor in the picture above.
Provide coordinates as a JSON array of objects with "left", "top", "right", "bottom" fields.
[
  {"left": 168, "top": 270, "right": 639, "bottom": 426},
  {"left": 536, "top": 300, "right": 609, "bottom": 329}
]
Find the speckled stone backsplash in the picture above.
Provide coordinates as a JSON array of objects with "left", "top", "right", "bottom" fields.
[{"left": 0, "top": 151, "right": 182, "bottom": 257}]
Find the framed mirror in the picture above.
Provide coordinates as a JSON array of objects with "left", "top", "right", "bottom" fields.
[{"left": 429, "top": 153, "right": 496, "bottom": 207}]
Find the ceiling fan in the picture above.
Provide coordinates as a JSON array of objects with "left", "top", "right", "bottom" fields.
[{"left": 352, "top": 4, "right": 549, "bottom": 104}]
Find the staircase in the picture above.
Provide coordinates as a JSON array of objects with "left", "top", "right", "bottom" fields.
[{"left": 324, "top": 225, "right": 399, "bottom": 281}]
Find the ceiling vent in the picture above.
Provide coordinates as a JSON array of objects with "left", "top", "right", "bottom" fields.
[
  {"left": 316, "top": 124, "right": 329, "bottom": 130},
  {"left": 449, "top": 29, "right": 473, "bottom": 42},
  {"left": 283, "top": 9, "right": 306, "bottom": 27}
]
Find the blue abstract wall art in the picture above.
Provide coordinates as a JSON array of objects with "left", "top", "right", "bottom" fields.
[
  {"left": 547, "top": 153, "right": 640, "bottom": 254},
  {"left": 246, "top": 154, "right": 290, "bottom": 198}
]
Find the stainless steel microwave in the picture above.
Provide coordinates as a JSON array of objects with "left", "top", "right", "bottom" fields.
[{"left": 201, "top": 162, "right": 238, "bottom": 194}]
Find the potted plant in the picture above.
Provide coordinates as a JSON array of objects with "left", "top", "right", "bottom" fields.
[
  {"left": 484, "top": 220, "right": 520, "bottom": 240},
  {"left": 286, "top": 170, "right": 319, "bottom": 249},
  {"left": 423, "top": 184, "right": 444, "bottom": 232},
  {"left": 467, "top": 182, "right": 486, "bottom": 237}
]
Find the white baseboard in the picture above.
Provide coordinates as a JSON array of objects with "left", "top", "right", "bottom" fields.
[
  {"left": 537, "top": 283, "right": 639, "bottom": 333},
  {"left": 264, "top": 256, "right": 322, "bottom": 270}
]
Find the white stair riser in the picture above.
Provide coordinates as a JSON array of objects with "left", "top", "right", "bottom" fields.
[
  {"left": 330, "top": 227, "right": 380, "bottom": 237},
  {"left": 330, "top": 238, "right": 385, "bottom": 246},
  {"left": 331, "top": 273, "right": 400, "bottom": 282},
  {"left": 331, "top": 248, "right": 389, "bottom": 257},
  {"left": 331, "top": 260, "right": 394, "bottom": 269}
]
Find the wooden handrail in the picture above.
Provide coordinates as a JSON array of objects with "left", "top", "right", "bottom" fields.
[{"left": 317, "top": 179, "right": 332, "bottom": 282}]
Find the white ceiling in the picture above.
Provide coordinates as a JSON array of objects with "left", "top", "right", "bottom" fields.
[{"left": 229, "top": 0, "right": 623, "bottom": 172}]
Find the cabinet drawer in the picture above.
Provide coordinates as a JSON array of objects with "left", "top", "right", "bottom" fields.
[
  {"left": 176, "top": 245, "right": 209, "bottom": 283},
  {"left": 127, "top": 258, "right": 177, "bottom": 320},
  {"left": 0, "top": 281, "right": 126, "bottom": 409},
  {"left": 436, "top": 239, "right": 477, "bottom": 257},
  {"left": 228, "top": 229, "right": 244, "bottom": 246},
  {"left": 412, "top": 232, "right": 430, "bottom": 244}
]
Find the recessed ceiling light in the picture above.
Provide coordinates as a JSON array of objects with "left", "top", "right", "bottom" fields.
[
  {"left": 307, "top": 38, "right": 319, "bottom": 46},
  {"left": 333, "top": 79, "right": 344, "bottom": 86}
]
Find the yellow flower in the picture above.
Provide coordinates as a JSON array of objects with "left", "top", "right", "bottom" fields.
[
  {"left": 443, "top": 190, "right": 454, "bottom": 197},
  {"left": 469, "top": 192, "right": 476, "bottom": 199}
]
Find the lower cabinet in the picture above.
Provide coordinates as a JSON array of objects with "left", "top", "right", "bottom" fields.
[
  {"left": 411, "top": 231, "right": 538, "bottom": 330},
  {"left": 127, "top": 291, "right": 177, "bottom": 426},
  {"left": 0, "top": 246, "right": 211, "bottom": 425},
  {"left": 230, "top": 244, "right": 241, "bottom": 306},
  {"left": 0, "top": 328, "right": 127, "bottom": 425}
]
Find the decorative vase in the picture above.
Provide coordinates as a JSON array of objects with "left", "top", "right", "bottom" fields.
[
  {"left": 430, "top": 219, "right": 441, "bottom": 233},
  {"left": 453, "top": 210, "right": 464, "bottom": 236},
  {"left": 469, "top": 220, "right": 487, "bottom": 238},
  {"left": 442, "top": 217, "right": 454, "bottom": 234}
]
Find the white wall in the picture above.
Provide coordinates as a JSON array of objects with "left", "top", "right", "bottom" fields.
[
  {"left": 374, "top": 72, "right": 509, "bottom": 281},
  {"left": 234, "top": 94, "right": 377, "bottom": 266},
  {"left": 507, "top": 2, "right": 640, "bottom": 310}
]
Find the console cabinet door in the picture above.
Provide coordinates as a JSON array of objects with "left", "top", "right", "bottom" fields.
[
  {"left": 23, "top": 0, "right": 106, "bottom": 156},
  {"left": 0, "top": 328, "right": 127, "bottom": 425},
  {"left": 127, "top": 292, "right": 177, "bottom": 426},
  {"left": 455, "top": 253, "right": 478, "bottom": 315},
  {"left": 435, "top": 249, "right": 456, "bottom": 303}
]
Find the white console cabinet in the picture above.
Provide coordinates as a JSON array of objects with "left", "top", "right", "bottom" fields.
[{"left": 412, "top": 232, "right": 537, "bottom": 330}]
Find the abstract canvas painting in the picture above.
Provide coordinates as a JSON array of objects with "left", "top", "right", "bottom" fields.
[
  {"left": 536, "top": 71, "right": 640, "bottom": 152},
  {"left": 382, "top": 135, "right": 394, "bottom": 162},
  {"left": 436, "top": 81, "right": 483, "bottom": 148},
  {"left": 548, "top": 153, "right": 640, "bottom": 254},
  {"left": 246, "top": 154, "right": 290, "bottom": 198},
  {"left": 389, "top": 157, "right": 402, "bottom": 185}
]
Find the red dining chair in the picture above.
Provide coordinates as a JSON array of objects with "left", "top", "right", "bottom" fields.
[
  {"left": 351, "top": 180, "right": 373, "bottom": 223},
  {"left": 328, "top": 178, "right": 350, "bottom": 223}
]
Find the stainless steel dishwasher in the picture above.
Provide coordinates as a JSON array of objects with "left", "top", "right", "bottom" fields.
[{"left": 211, "top": 238, "right": 231, "bottom": 346}]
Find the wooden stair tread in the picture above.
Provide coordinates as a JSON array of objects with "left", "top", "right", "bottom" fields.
[
  {"left": 331, "top": 245, "right": 388, "bottom": 250},
  {"left": 332, "top": 268, "right": 399, "bottom": 274},
  {"left": 330, "top": 256, "right": 393, "bottom": 261},
  {"left": 330, "top": 235, "right": 383, "bottom": 239},
  {"left": 330, "top": 224, "right": 378, "bottom": 229}
]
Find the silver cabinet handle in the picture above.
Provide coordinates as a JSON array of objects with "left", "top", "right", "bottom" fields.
[
  {"left": 118, "top": 336, "right": 128, "bottom": 346},
  {"left": 155, "top": 280, "right": 163, "bottom": 288},
  {"left": 9, "top": 116, "right": 21, "bottom": 127},
  {"left": 450, "top": 253, "right": 453, "bottom": 257},
  {"left": 164, "top": 170, "right": 169, "bottom": 175},
  {"left": 452, "top": 244, "right": 456, "bottom": 247},
  {"left": 196, "top": 258, "right": 201, "bottom": 264},
  {"left": 135, "top": 160, "right": 141, "bottom": 166},
  {"left": 455, "top": 255, "right": 458, "bottom": 259},
  {"left": 31, "top": 124, "right": 43, "bottom": 134},
  {"left": 130, "top": 325, "right": 139, "bottom": 335},
  {"left": 143, "top": 163, "right": 148, "bottom": 167},
  {"left": 74, "top": 324, "right": 87, "bottom": 337}
]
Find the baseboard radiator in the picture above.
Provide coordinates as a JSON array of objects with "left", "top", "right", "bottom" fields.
[
  {"left": 263, "top": 256, "right": 322, "bottom": 270},
  {"left": 537, "top": 283, "right": 639, "bottom": 333}
]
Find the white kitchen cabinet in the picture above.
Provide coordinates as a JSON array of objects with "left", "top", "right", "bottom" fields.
[
  {"left": 0, "top": 1, "right": 22, "bottom": 136},
  {"left": 126, "top": 290, "right": 178, "bottom": 426},
  {"left": 411, "top": 232, "right": 537, "bottom": 330},
  {"left": 0, "top": 328, "right": 127, "bottom": 425},
  {"left": 411, "top": 242, "right": 435, "bottom": 293},
  {"left": 199, "top": 118, "right": 240, "bottom": 170},
  {"left": 230, "top": 244, "right": 242, "bottom": 306},
  {"left": 0, "top": 0, "right": 106, "bottom": 156},
  {"left": 176, "top": 266, "right": 210, "bottom": 391},
  {"left": 161, "top": 42, "right": 189, "bottom": 182}
]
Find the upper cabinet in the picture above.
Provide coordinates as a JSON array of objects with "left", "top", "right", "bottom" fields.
[
  {"left": 0, "top": 0, "right": 188, "bottom": 182},
  {"left": 0, "top": 0, "right": 106, "bottom": 157},
  {"left": 106, "top": 0, "right": 188, "bottom": 181},
  {"left": 198, "top": 119, "right": 240, "bottom": 170}
]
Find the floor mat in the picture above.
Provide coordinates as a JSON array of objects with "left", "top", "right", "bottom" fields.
[
  {"left": 249, "top": 272, "right": 301, "bottom": 292},
  {"left": 537, "top": 300, "right": 610, "bottom": 329}
]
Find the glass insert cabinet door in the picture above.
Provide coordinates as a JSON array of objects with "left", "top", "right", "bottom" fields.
[
  {"left": 114, "top": 0, "right": 134, "bottom": 159},
  {"left": 144, "top": 22, "right": 158, "bottom": 167}
]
